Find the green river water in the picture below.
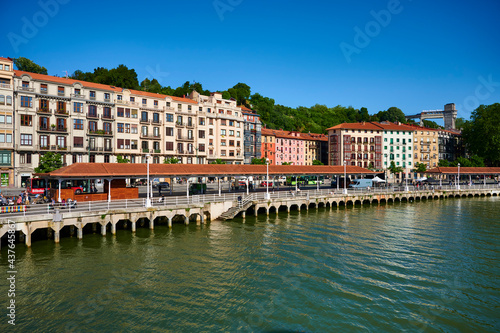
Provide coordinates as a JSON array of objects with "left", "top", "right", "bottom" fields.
[{"left": 1, "top": 197, "right": 499, "bottom": 332}]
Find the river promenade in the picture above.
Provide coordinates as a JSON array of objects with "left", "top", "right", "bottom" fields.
[{"left": 1, "top": 184, "right": 499, "bottom": 248}]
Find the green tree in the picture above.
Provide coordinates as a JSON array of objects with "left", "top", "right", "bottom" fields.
[
  {"left": 251, "top": 157, "right": 267, "bottom": 164},
  {"left": 35, "top": 152, "right": 63, "bottom": 173},
  {"left": 422, "top": 120, "right": 441, "bottom": 129},
  {"left": 455, "top": 117, "right": 466, "bottom": 130},
  {"left": 450, "top": 155, "right": 484, "bottom": 167},
  {"left": 438, "top": 159, "right": 450, "bottom": 167},
  {"left": 462, "top": 103, "right": 500, "bottom": 166},
  {"left": 228, "top": 83, "right": 251, "bottom": 106},
  {"left": 164, "top": 157, "right": 180, "bottom": 164},
  {"left": 312, "top": 160, "right": 324, "bottom": 165},
  {"left": 13, "top": 57, "right": 48, "bottom": 74},
  {"left": 116, "top": 155, "right": 130, "bottom": 163},
  {"left": 377, "top": 107, "right": 406, "bottom": 123},
  {"left": 282, "top": 162, "right": 292, "bottom": 165},
  {"left": 388, "top": 161, "right": 403, "bottom": 175},
  {"left": 221, "top": 91, "right": 231, "bottom": 100},
  {"left": 414, "top": 162, "right": 427, "bottom": 173},
  {"left": 210, "top": 159, "right": 226, "bottom": 164}
]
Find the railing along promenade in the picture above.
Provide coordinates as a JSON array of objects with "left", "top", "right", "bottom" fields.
[{"left": 0, "top": 184, "right": 498, "bottom": 247}]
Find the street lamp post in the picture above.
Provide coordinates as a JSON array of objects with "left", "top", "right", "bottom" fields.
[
  {"left": 86, "top": 138, "right": 91, "bottom": 193},
  {"left": 343, "top": 160, "right": 347, "bottom": 195},
  {"left": 145, "top": 154, "right": 151, "bottom": 207},
  {"left": 457, "top": 163, "right": 460, "bottom": 190},
  {"left": 265, "top": 158, "right": 270, "bottom": 199},
  {"left": 405, "top": 167, "right": 409, "bottom": 192}
]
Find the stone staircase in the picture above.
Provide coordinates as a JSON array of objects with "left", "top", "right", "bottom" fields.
[{"left": 218, "top": 194, "right": 255, "bottom": 220}]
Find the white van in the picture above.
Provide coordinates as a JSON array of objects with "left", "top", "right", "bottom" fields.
[{"left": 348, "top": 179, "right": 373, "bottom": 189}]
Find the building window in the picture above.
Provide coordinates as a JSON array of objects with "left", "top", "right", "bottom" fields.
[
  {"left": 89, "top": 91, "right": 96, "bottom": 99},
  {"left": 74, "top": 119, "right": 83, "bottom": 130},
  {"left": 125, "top": 124, "right": 130, "bottom": 133},
  {"left": 117, "top": 108, "right": 124, "bottom": 117},
  {"left": 199, "top": 130, "right": 205, "bottom": 138},
  {"left": 166, "top": 142, "right": 174, "bottom": 151},
  {"left": 166, "top": 127, "right": 174, "bottom": 136},
  {"left": 58, "top": 86, "right": 64, "bottom": 95},
  {"left": 21, "top": 115, "right": 32, "bottom": 126},
  {"left": 166, "top": 113, "right": 174, "bottom": 122},
  {"left": 74, "top": 102, "right": 83, "bottom": 113},
  {"left": 21, "top": 96, "right": 32, "bottom": 107},
  {"left": 131, "top": 125, "right": 138, "bottom": 134},
  {"left": 74, "top": 137, "right": 84, "bottom": 148},
  {"left": 20, "top": 134, "right": 32, "bottom": 146}
]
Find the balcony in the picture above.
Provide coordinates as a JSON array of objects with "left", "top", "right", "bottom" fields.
[
  {"left": 104, "top": 98, "right": 111, "bottom": 103},
  {"left": 129, "top": 101, "right": 139, "bottom": 106},
  {"left": 86, "top": 112, "right": 99, "bottom": 119},
  {"left": 101, "top": 114, "right": 115, "bottom": 121},
  {"left": 175, "top": 122, "right": 185, "bottom": 127},
  {"left": 153, "top": 149, "right": 161, "bottom": 154},
  {"left": 39, "top": 89, "right": 48, "bottom": 95},
  {"left": 38, "top": 126, "right": 51, "bottom": 133},
  {"left": 177, "top": 135, "right": 194, "bottom": 141},
  {"left": 71, "top": 93, "right": 86, "bottom": 99},
  {"left": 139, "top": 134, "right": 159, "bottom": 140},
  {"left": 86, "top": 146, "right": 103, "bottom": 152},
  {"left": 56, "top": 146, "right": 68, "bottom": 151},
  {"left": 18, "top": 86, "right": 34, "bottom": 92},
  {"left": 89, "top": 96, "right": 96, "bottom": 101},
  {"left": 165, "top": 106, "right": 175, "bottom": 111},
  {"left": 115, "top": 99, "right": 129, "bottom": 105},
  {"left": 57, "top": 92, "right": 65, "bottom": 97},
  {"left": 142, "top": 148, "right": 150, "bottom": 153},
  {"left": 88, "top": 130, "right": 113, "bottom": 136},
  {"left": 0, "top": 83, "right": 12, "bottom": 89},
  {"left": 186, "top": 123, "right": 195, "bottom": 129},
  {"left": 151, "top": 119, "right": 162, "bottom": 125},
  {"left": 140, "top": 119, "right": 150, "bottom": 124},
  {"left": 55, "top": 110, "right": 69, "bottom": 117},
  {"left": 104, "top": 147, "right": 113, "bottom": 152},
  {"left": 55, "top": 126, "right": 68, "bottom": 133},
  {"left": 36, "top": 108, "right": 52, "bottom": 115}
]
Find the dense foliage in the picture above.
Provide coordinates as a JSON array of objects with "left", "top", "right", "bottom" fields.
[
  {"left": 35, "top": 152, "right": 63, "bottom": 173},
  {"left": 14, "top": 57, "right": 48, "bottom": 74},
  {"left": 462, "top": 103, "right": 500, "bottom": 166}
]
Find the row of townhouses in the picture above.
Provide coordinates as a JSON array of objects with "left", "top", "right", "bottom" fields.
[
  {"left": 327, "top": 121, "right": 462, "bottom": 177},
  {"left": 0, "top": 56, "right": 463, "bottom": 187},
  {"left": 260, "top": 128, "right": 328, "bottom": 166},
  {"left": 0, "top": 57, "right": 267, "bottom": 187}
]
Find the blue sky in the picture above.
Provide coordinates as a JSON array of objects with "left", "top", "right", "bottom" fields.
[{"left": 1, "top": 0, "right": 499, "bottom": 123}]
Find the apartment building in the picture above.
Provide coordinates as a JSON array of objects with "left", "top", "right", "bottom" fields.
[
  {"left": 406, "top": 125, "right": 440, "bottom": 169},
  {"left": 188, "top": 91, "right": 244, "bottom": 164},
  {"left": 261, "top": 128, "right": 276, "bottom": 165},
  {"left": 240, "top": 105, "right": 262, "bottom": 164},
  {"left": 438, "top": 129, "right": 462, "bottom": 162},
  {"left": 301, "top": 132, "right": 328, "bottom": 165},
  {"left": 327, "top": 122, "right": 383, "bottom": 169},
  {"left": 9, "top": 69, "right": 253, "bottom": 186},
  {"left": 377, "top": 122, "right": 414, "bottom": 170},
  {"left": 0, "top": 57, "right": 14, "bottom": 186}
]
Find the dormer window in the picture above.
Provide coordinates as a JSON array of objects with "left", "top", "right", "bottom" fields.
[
  {"left": 117, "top": 95, "right": 122, "bottom": 100},
  {"left": 130, "top": 97, "right": 135, "bottom": 102},
  {"left": 22, "top": 81, "right": 29, "bottom": 88},
  {"left": 74, "top": 88, "right": 81, "bottom": 95},
  {"left": 142, "top": 98, "right": 147, "bottom": 105}
]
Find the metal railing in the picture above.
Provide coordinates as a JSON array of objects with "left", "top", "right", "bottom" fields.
[{"left": 1, "top": 184, "right": 499, "bottom": 220}]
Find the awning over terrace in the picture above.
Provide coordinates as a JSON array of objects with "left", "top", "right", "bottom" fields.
[
  {"left": 38, "top": 163, "right": 376, "bottom": 179},
  {"left": 425, "top": 167, "right": 500, "bottom": 175}
]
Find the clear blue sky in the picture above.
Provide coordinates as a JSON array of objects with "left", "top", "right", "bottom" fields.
[{"left": 1, "top": 0, "right": 499, "bottom": 123}]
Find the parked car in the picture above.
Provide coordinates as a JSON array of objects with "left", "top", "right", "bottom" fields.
[
  {"left": 260, "top": 181, "right": 273, "bottom": 187},
  {"left": 157, "top": 182, "right": 170, "bottom": 190}
]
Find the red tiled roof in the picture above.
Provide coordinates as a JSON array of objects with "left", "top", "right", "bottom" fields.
[
  {"left": 45, "top": 163, "right": 375, "bottom": 178},
  {"left": 14, "top": 70, "right": 123, "bottom": 92},
  {"left": 239, "top": 105, "right": 253, "bottom": 112},
  {"left": 0, "top": 57, "right": 13, "bottom": 62},
  {"left": 262, "top": 128, "right": 327, "bottom": 142},
  {"left": 426, "top": 167, "right": 500, "bottom": 174},
  {"left": 326, "top": 122, "right": 384, "bottom": 131}
]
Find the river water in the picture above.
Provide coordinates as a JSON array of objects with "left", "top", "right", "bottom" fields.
[{"left": 1, "top": 197, "right": 499, "bottom": 332}]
